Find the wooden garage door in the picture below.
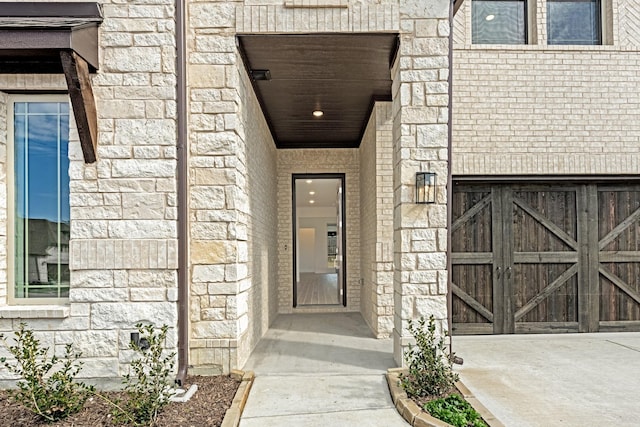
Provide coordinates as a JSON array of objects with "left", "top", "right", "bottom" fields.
[
  {"left": 452, "top": 183, "right": 640, "bottom": 335},
  {"left": 598, "top": 186, "right": 640, "bottom": 331}
]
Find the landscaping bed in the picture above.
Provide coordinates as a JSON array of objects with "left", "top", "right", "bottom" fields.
[
  {"left": 0, "top": 374, "right": 241, "bottom": 427},
  {"left": 389, "top": 316, "right": 503, "bottom": 427},
  {"left": 386, "top": 368, "right": 502, "bottom": 427}
]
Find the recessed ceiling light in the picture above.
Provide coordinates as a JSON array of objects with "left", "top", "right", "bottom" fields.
[
  {"left": 485, "top": 14, "right": 495, "bottom": 21},
  {"left": 309, "top": 191, "right": 315, "bottom": 195},
  {"left": 306, "top": 180, "right": 313, "bottom": 184},
  {"left": 313, "top": 110, "right": 324, "bottom": 117},
  {"left": 309, "top": 200, "right": 315, "bottom": 204}
]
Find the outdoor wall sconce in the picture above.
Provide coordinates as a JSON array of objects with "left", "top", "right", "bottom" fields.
[{"left": 416, "top": 172, "right": 436, "bottom": 204}]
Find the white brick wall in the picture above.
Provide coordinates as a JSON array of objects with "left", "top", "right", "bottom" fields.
[
  {"left": 359, "top": 102, "right": 394, "bottom": 338},
  {"left": 452, "top": 1, "right": 640, "bottom": 175},
  {"left": 236, "top": 1, "right": 400, "bottom": 33},
  {"left": 277, "top": 149, "right": 361, "bottom": 314},
  {"left": 237, "top": 51, "right": 279, "bottom": 369}
]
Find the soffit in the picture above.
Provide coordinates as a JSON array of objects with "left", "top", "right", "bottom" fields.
[{"left": 237, "top": 33, "right": 398, "bottom": 149}]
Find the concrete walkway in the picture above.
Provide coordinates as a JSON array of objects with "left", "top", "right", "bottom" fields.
[
  {"left": 453, "top": 332, "right": 640, "bottom": 427},
  {"left": 239, "top": 313, "right": 408, "bottom": 426}
]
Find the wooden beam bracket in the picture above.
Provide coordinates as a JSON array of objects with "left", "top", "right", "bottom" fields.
[
  {"left": 60, "top": 50, "right": 98, "bottom": 164},
  {"left": 453, "top": 0, "right": 465, "bottom": 16}
]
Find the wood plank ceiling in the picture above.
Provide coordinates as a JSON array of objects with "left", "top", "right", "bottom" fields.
[{"left": 237, "top": 34, "right": 399, "bottom": 149}]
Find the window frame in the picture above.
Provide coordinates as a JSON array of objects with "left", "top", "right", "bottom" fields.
[
  {"left": 7, "top": 94, "right": 71, "bottom": 305},
  {"left": 471, "top": 0, "right": 529, "bottom": 45},
  {"left": 546, "top": 0, "right": 603, "bottom": 45}
]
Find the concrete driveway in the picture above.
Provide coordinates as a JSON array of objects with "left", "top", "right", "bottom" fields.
[{"left": 453, "top": 332, "right": 640, "bottom": 427}]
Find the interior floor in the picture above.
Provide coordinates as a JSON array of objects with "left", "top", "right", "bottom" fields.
[{"left": 297, "top": 272, "right": 340, "bottom": 305}]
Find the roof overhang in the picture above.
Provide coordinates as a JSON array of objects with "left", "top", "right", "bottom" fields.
[
  {"left": 0, "top": 2, "right": 102, "bottom": 73},
  {"left": 238, "top": 33, "right": 399, "bottom": 149},
  {"left": 0, "top": 3, "right": 103, "bottom": 163}
]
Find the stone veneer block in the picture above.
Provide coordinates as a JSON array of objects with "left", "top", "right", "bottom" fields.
[
  {"left": 236, "top": 3, "right": 399, "bottom": 33},
  {"left": 70, "top": 239, "right": 178, "bottom": 270},
  {"left": 284, "top": 0, "right": 348, "bottom": 8},
  {"left": 0, "top": 306, "right": 70, "bottom": 319}
]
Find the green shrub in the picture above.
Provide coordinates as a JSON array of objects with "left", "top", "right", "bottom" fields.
[
  {"left": 425, "top": 394, "right": 488, "bottom": 427},
  {"left": 0, "top": 322, "right": 94, "bottom": 422},
  {"left": 399, "top": 315, "right": 459, "bottom": 398},
  {"left": 113, "top": 323, "right": 175, "bottom": 426}
]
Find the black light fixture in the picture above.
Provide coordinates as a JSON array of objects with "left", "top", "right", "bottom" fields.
[
  {"left": 416, "top": 172, "right": 436, "bottom": 204},
  {"left": 250, "top": 69, "right": 271, "bottom": 81}
]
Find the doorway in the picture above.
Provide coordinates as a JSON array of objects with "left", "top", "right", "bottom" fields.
[{"left": 293, "top": 174, "right": 346, "bottom": 307}]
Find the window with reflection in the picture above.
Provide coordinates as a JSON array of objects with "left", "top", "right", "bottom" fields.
[
  {"left": 547, "top": 0, "right": 601, "bottom": 45},
  {"left": 472, "top": 0, "right": 527, "bottom": 44},
  {"left": 11, "top": 98, "right": 70, "bottom": 301}
]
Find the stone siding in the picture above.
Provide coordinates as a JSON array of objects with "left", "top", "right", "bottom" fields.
[
  {"left": 0, "top": 0, "right": 179, "bottom": 383},
  {"left": 0, "top": 91, "right": 6, "bottom": 306},
  {"left": 359, "top": 102, "right": 394, "bottom": 338},
  {"left": 1, "top": 0, "right": 455, "bottom": 378},
  {"left": 392, "top": 0, "right": 451, "bottom": 365},
  {"left": 187, "top": 1, "right": 246, "bottom": 374},
  {"left": 452, "top": 1, "right": 640, "bottom": 176}
]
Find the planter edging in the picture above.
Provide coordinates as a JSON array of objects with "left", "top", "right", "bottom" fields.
[
  {"left": 220, "top": 370, "right": 255, "bottom": 427},
  {"left": 386, "top": 368, "right": 504, "bottom": 427}
]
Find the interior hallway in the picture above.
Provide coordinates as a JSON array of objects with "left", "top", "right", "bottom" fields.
[
  {"left": 296, "top": 273, "right": 339, "bottom": 305},
  {"left": 239, "top": 313, "right": 408, "bottom": 426}
]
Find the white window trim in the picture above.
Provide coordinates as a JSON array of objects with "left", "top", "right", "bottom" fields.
[{"left": 7, "top": 94, "right": 71, "bottom": 306}]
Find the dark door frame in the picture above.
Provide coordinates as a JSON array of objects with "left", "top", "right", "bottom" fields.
[{"left": 292, "top": 173, "right": 347, "bottom": 307}]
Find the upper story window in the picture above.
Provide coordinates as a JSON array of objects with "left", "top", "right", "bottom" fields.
[
  {"left": 547, "top": 0, "right": 601, "bottom": 45},
  {"left": 9, "top": 96, "right": 70, "bottom": 303},
  {"left": 472, "top": 0, "right": 527, "bottom": 44}
]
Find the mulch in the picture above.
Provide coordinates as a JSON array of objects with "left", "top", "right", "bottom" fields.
[{"left": 0, "top": 375, "right": 240, "bottom": 427}]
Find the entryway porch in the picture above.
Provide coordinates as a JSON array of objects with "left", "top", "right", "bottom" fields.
[{"left": 239, "top": 313, "right": 407, "bottom": 426}]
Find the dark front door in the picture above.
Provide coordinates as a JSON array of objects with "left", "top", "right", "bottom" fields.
[{"left": 292, "top": 174, "right": 347, "bottom": 307}]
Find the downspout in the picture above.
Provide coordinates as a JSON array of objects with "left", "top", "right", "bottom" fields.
[
  {"left": 447, "top": 0, "right": 455, "bottom": 356},
  {"left": 175, "top": 0, "right": 189, "bottom": 386}
]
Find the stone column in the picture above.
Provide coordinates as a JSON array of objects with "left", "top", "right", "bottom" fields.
[
  {"left": 187, "top": 0, "right": 250, "bottom": 374},
  {"left": 392, "top": 0, "right": 451, "bottom": 366},
  {"left": 0, "top": 90, "right": 6, "bottom": 306}
]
